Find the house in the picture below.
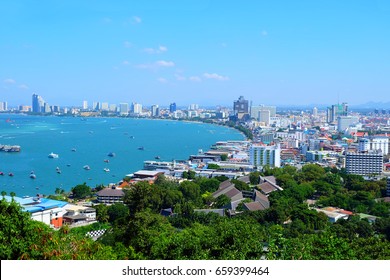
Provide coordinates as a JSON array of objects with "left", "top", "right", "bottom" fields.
[
  {"left": 315, "top": 208, "right": 350, "bottom": 223},
  {"left": 63, "top": 204, "right": 96, "bottom": 226},
  {"left": 96, "top": 187, "right": 125, "bottom": 204},
  {"left": 212, "top": 180, "right": 243, "bottom": 203},
  {"left": 4, "top": 195, "right": 68, "bottom": 228},
  {"left": 259, "top": 175, "right": 284, "bottom": 191}
]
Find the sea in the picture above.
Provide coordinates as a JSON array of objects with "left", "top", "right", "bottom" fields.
[{"left": 0, "top": 114, "right": 244, "bottom": 197}]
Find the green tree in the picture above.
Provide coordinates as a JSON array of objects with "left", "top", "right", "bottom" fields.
[{"left": 71, "top": 183, "right": 91, "bottom": 199}]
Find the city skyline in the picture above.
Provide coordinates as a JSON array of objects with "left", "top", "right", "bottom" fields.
[{"left": 1, "top": 0, "right": 390, "bottom": 107}]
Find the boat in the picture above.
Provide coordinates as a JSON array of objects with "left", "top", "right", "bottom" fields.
[
  {"left": 103, "top": 168, "right": 110, "bottom": 172},
  {"left": 71, "top": 148, "right": 76, "bottom": 152},
  {"left": 138, "top": 146, "right": 144, "bottom": 150},
  {"left": 0, "top": 171, "right": 4, "bottom": 176},
  {"left": 104, "top": 159, "right": 110, "bottom": 163},
  {"left": 130, "top": 136, "right": 135, "bottom": 139},
  {"left": 30, "top": 173, "right": 36, "bottom": 179},
  {"left": 48, "top": 152, "right": 59, "bottom": 158},
  {"left": 83, "top": 165, "right": 91, "bottom": 170},
  {"left": 66, "top": 164, "right": 71, "bottom": 167},
  {"left": 8, "top": 173, "right": 14, "bottom": 177},
  {"left": 57, "top": 170, "right": 62, "bottom": 174},
  {"left": 155, "top": 156, "right": 161, "bottom": 160},
  {"left": 107, "top": 152, "right": 115, "bottom": 157}
]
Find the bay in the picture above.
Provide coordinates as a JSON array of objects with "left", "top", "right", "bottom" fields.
[{"left": 0, "top": 114, "right": 244, "bottom": 197}]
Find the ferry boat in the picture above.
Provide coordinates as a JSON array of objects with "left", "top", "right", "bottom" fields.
[{"left": 48, "top": 152, "right": 59, "bottom": 158}]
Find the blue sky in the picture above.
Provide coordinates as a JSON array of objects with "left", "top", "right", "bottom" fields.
[{"left": 1, "top": 0, "right": 390, "bottom": 108}]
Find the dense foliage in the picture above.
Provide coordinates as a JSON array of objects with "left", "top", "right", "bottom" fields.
[{"left": 1, "top": 164, "right": 390, "bottom": 260}]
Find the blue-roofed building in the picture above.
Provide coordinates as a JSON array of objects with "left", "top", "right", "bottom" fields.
[{"left": 4, "top": 195, "right": 68, "bottom": 228}]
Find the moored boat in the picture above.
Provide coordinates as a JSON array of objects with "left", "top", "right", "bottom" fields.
[{"left": 48, "top": 152, "right": 59, "bottom": 158}]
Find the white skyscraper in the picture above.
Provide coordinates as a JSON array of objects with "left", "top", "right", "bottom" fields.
[
  {"left": 132, "top": 102, "right": 143, "bottom": 114},
  {"left": 82, "top": 100, "right": 88, "bottom": 110},
  {"left": 258, "top": 110, "right": 271, "bottom": 125}
]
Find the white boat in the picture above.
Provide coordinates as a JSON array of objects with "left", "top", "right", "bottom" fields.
[
  {"left": 103, "top": 168, "right": 110, "bottom": 172},
  {"left": 48, "top": 152, "right": 59, "bottom": 158},
  {"left": 83, "top": 165, "right": 91, "bottom": 170}
]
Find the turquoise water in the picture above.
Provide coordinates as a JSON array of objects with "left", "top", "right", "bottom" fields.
[{"left": 0, "top": 114, "right": 244, "bottom": 197}]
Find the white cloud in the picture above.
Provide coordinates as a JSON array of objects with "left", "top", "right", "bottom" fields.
[
  {"left": 18, "top": 84, "right": 29, "bottom": 90},
  {"left": 203, "top": 73, "right": 229, "bottom": 81},
  {"left": 261, "top": 30, "right": 268, "bottom": 36},
  {"left": 137, "top": 60, "right": 175, "bottom": 70},
  {"left": 189, "top": 76, "right": 202, "bottom": 82},
  {"left": 133, "top": 16, "right": 142, "bottom": 24},
  {"left": 143, "top": 45, "right": 168, "bottom": 54},
  {"left": 157, "top": 77, "right": 168, "bottom": 83},
  {"left": 156, "top": 60, "right": 175, "bottom": 67},
  {"left": 3, "top": 78, "right": 16, "bottom": 84}
]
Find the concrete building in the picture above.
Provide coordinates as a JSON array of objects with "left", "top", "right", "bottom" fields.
[
  {"left": 337, "top": 116, "right": 359, "bottom": 132},
  {"left": 250, "top": 105, "right": 276, "bottom": 119},
  {"left": 345, "top": 151, "right": 383, "bottom": 175},
  {"left": 258, "top": 110, "right": 271, "bottom": 126},
  {"left": 119, "top": 103, "right": 129, "bottom": 115},
  {"left": 169, "top": 102, "right": 177, "bottom": 113},
  {"left": 82, "top": 100, "right": 88, "bottom": 110},
  {"left": 132, "top": 102, "right": 143, "bottom": 114},
  {"left": 0, "top": 101, "right": 7, "bottom": 111},
  {"left": 358, "top": 137, "right": 389, "bottom": 155},
  {"left": 327, "top": 103, "right": 348, "bottom": 123},
  {"left": 249, "top": 143, "right": 281, "bottom": 169},
  {"left": 387, "top": 177, "right": 390, "bottom": 197},
  {"left": 32, "top": 94, "right": 45, "bottom": 113},
  {"left": 151, "top": 105, "right": 160, "bottom": 117}
]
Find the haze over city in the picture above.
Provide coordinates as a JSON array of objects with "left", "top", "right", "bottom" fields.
[{"left": 1, "top": 0, "right": 390, "bottom": 107}]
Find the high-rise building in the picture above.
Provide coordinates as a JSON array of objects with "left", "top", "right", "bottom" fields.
[
  {"left": 119, "top": 103, "right": 129, "bottom": 115},
  {"left": 169, "top": 102, "right": 177, "bottom": 113},
  {"left": 151, "top": 105, "right": 160, "bottom": 117},
  {"left": 249, "top": 143, "right": 281, "bottom": 169},
  {"left": 132, "top": 102, "right": 143, "bottom": 114},
  {"left": 188, "top": 104, "right": 199, "bottom": 110},
  {"left": 312, "top": 107, "right": 318, "bottom": 117},
  {"left": 0, "top": 102, "right": 7, "bottom": 111},
  {"left": 258, "top": 110, "right": 271, "bottom": 126},
  {"left": 109, "top": 104, "right": 117, "bottom": 112},
  {"left": 32, "top": 94, "right": 45, "bottom": 113},
  {"left": 101, "top": 102, "right": 109, "bottom": 111},
  {"left": 233, "top": 96, "right": 249, "bottom": 115},
  {"left": 82, "top": 101, "right": 88, "bottom": 110},
  {"left": 345, "top": 151, "right": 383, "bottom": 175},
  {"left": 358, "top": 137, "right": 389, "bottom": 155},
  {"left": 327, "top": 103, "right": 348, "bottom": 123},
  {"left": 337, "top": 116, "right": 359, "bottom": 132},
  {"left": 250, "top": 105, "right": 276, "bottom": 119}
]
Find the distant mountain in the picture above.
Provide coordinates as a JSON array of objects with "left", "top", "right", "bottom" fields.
[{"left": 354, "top": 101, "right": 390, "bottom": 109}]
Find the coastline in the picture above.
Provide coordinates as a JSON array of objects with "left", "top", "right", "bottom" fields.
[{"left": 0, "top": 114, "right": 245, "bottom": 197}]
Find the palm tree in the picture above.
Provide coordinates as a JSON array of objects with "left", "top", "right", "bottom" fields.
[
  {"left": 10, "top": 192, "right": 16, "bottom": 200},
  {"left": 1, "top": 191, "right": 6, "bottom": 199}
]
